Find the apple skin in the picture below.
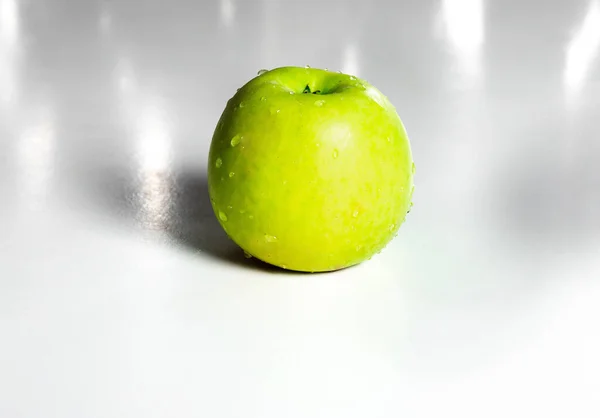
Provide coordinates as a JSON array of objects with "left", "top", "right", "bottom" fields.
[{"left": 208, "top": 67, "right": 414, "bottom": 272}]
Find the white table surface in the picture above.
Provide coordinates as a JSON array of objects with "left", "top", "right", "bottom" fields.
[{"left": 1, "top": 0, "right": 599, "bottom": 417}]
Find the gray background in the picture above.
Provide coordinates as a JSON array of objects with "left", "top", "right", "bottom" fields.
[{"left": 1, "top": 0, "right": 599, "bottom": 417}]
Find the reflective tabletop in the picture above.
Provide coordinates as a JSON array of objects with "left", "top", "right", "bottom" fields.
[{"left": 1, "top": 0, "right": 599, "bottom": 417}]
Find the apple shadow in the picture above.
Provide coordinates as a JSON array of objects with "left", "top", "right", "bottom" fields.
[
  {"left": 80, "top": 160, "right": 326, "bottom": 274},
  {"left": 81, "top": 162, "right": 298, "bottom": 273}
]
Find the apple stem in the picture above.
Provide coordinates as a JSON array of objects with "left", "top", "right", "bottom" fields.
[{"left": 302, "top": 84, "right": 322, "bottom": 95}]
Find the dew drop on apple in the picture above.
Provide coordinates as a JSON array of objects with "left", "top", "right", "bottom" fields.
[
  {"left": 332, "top": 149, "right": 339, "bottom": 159},
  {"left": 215, "top": 157, "right": 223, "bottom": 168},
  {"left": 389, "top": 223, "right": 395, "bottom": 231},
  {"left": 260, "top": 96, "right": 267, "bottom": 101},
  {"left": 230, "top": 134, "right": 241, "bottom": 147},
  {"left": 412, "top": 162, "right": 416, "bottom": 174},
  {"left": 239, "top": 102, "right": 245, "bottom": 108},
  {"left": 229, "top": 172, "right": 235, "bottom": 178},
  {"left": 257, "top": 69, "right": 268, "bottom": 76},
  {"left": 264, "top": 234, "right": 278, "bottom": 243},
  {"left": 305, "top": 64, "right": 311, "bottom": 68},
  {"left": 314, "top": 100, "right": 325, "bottom": 107},
  {"left": 218, "top": 211, "right": 228, "bottom": 222},
  {"left": 352, "top": 210, "right": 359, "bottom": 218},
  {"left": 244, "top": 251, "right": 253, "bottom": 259}
]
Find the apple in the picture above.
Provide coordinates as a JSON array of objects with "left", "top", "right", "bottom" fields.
[{"left": 208, "top": 66, "right": 414, "bottom": 272}]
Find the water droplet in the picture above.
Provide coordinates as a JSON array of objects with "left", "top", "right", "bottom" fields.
[
  {"left": 352, "top": 210, "right": 359, "bottom": 218},
  {"left": 215, "top": 158, "right": 222, "bottom": 168},
  {"left": 239, "top": 102, "right": 245, "bottom": 108},
  {"left": 269, "top": 108, "right": 280, "bottom": 115},
  {"left": 227, "top": 205, "right": 233, "bottom": 210},
  {"left": 389, "top": 223, "right": 395, "bottom": 231},
  {"left": 257, "top": 69, "right": 268, "bottom": 76},
  {"left": 324, "top": 67, "right": 329, "bottom": 71},
  {"left": 314, "top": 100, "right": 325, "bottom": 107},
  {"left": 387, "top": 136, "right": 392, "bottom": 143},
  {"left": 236, "top": 88, "right": 240, "bottom": 92},
  {"left": 249, "top": 215, "right": 254, "bottom": 219},
  {"left": 239, "top": 209, "right": 246, "bottom": 214},
  {"left": 218, "top": 211, "right": 228, "bottom": 222},
  {"left": 338, "top": 70, "right": 343, "bottom": 74},
  {"left": 289, "top": 91, "right": 294, "bottom": 95},
  {"left": 316, "top": 142, "right": 321, "bottom": 147},
  {"left": 412, "top": 162, "right": 416, "bottom": 174},
  {"left": 355, "top": 245, "right": 362, "bottom": 252},
  {"left": 260, "top": 96, "right": 267, "bottom": 101},
  {"left": 305, "top": 64, "right": 311, "bottom": 68},
  {"left": 229, "top": 172, "right": 235, "bottom": 178},
  {"left": 244, "top": 251, "right": 253, "bottom": 259},
  {"left": 264, "top": 234, "right": 278, "bottom": 243},
  {"left": 332, "top": 149, "right": 339, "bottom": 159},
  {"left": 230, "top": 134, "right": 241, "bottom": 147},
  {"left": 349, "top": 76, "right": 357, "bottom": 81},
  {"left": 281, "top": 264, "right": 288, "bottom": 269}
]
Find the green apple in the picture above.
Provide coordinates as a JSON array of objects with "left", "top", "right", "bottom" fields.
[{"left": 208, "top": 66, "right": 414, "bottom": 272}]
